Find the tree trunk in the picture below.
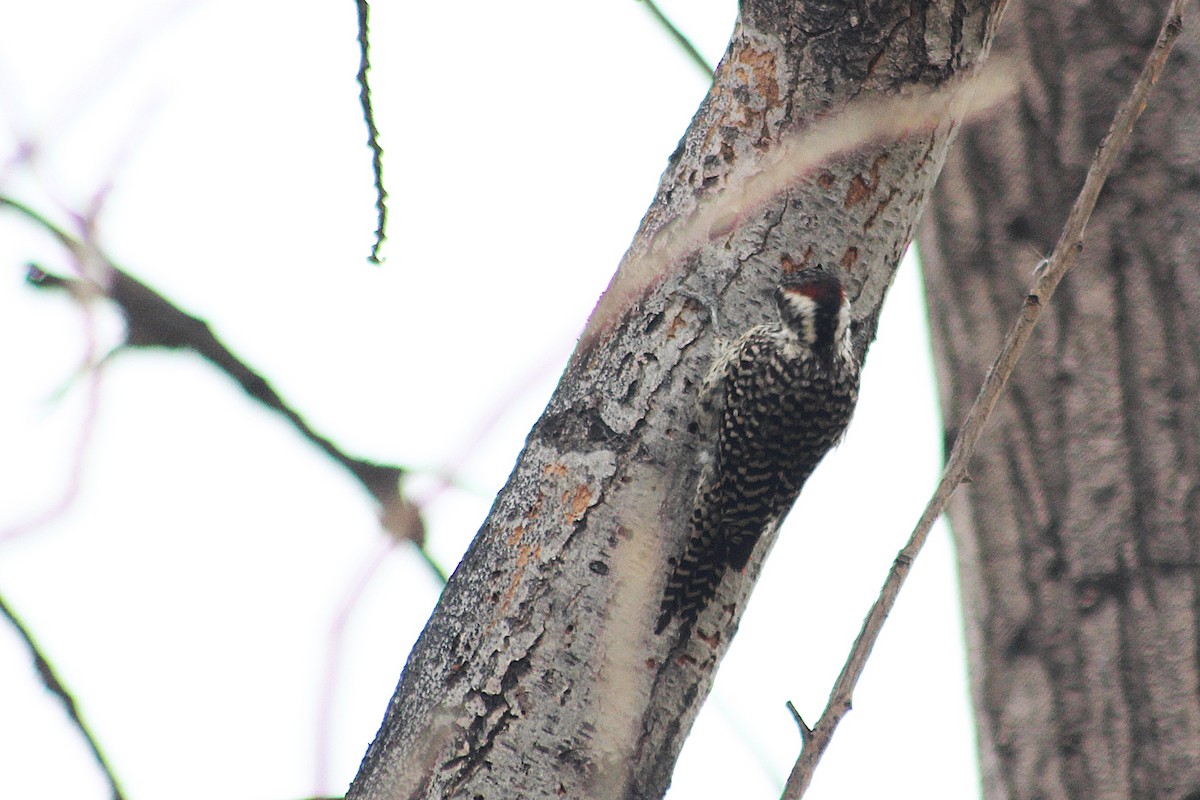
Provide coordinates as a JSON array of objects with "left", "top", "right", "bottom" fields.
[
  {"left": 919, "top": 2, "right": 1200, "bottom": 798},
  {"left": 349, "top": 2, "right": 1007, "bottom": 797}
]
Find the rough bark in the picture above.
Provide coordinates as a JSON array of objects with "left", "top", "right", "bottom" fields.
[
  {"left": 349, "top": 2, "right": 1007, "bottom": 798},
  {"left": 919, "top": 2, "right": 1200, "bottom": 799}
]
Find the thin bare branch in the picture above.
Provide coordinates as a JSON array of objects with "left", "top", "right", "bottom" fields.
[
  {"left": 781, "top": 2, "right": 1190, "bottom": 796},
  {"left": 0, "top": 195, "right": 423, "bottom": 552},
  {"left": 637, "top": 0, "right": 715, "bottom": 80},
  {"left": 354, "top": 0, "right": 388, "bottom": 265},
  {"left": 0, "top": 590, "right": 127, "bottom": 800}
]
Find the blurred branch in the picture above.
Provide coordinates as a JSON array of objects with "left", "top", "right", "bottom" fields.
[
  {"left": 0, "top": 261, "right": 105, "bottom": 547},
  {"left": 354, "top": 0, "right": 388, "bottom": 264},
  {"left": 0, "top": 195, "right": 436, "bottom": 570},
  {"left": 638, "top": 0, "right": 714, "bottom": 79},
  {"left": 780, "top": 1, "right": 1189, "bottom": 796},
  {"left": 414, "top": 544, "right": 449, "bottom": 584},
  {"left": 0, "top": 589, "right": 127, "bottom": 800}
]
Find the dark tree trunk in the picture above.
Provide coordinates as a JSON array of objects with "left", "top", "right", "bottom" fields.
[{"left": 919, "top": 2, "right": 1200, "bottom": 798}]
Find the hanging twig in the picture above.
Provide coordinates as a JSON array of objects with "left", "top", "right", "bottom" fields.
[
  {"left": 780, "top": 1, "right": 1190, "bottom": 796},
  {"left": 355, "top": 0, "right": 388, "bottom": 264}
]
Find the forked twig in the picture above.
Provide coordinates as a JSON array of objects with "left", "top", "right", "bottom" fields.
[
  {"left": 0, "top": 195, "right": 430, "bottom": 561},
  {"left": 781, "top": 2, "right": 1190, "bottom": 796}
]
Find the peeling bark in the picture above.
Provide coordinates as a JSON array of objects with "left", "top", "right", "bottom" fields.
[
  {"left": 919, "top": 1, "right": 1200, "bottom": 798},
  {"left": 349, "top": 2, "right": 1008, "bottom": 797}
]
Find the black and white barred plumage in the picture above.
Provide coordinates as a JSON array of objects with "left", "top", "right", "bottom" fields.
[{"left": 655, "top": 266, "right": 861, "bottom": 634}]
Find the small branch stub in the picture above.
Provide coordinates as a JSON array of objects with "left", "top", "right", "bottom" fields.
[{"left": 786, "top": 701, "right": 814, "bottom": 750}]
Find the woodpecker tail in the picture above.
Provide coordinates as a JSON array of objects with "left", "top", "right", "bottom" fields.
[{"left": 655, "top": 502, "right": 727, "bottom": 634}]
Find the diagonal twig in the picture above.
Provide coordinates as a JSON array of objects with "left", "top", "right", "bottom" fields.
[
  {"left": 638, "top": 0, "right": 715, "bottom": 80},
  {"left": 0, "top": 590, "right": 127, "bottom": 800},
  {"left": 780, "top": 1, "right": 1190, "bottom": 796}
]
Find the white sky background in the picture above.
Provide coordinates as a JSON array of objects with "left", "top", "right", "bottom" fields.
[{"left": 0, "top": 1, "right": 981, "bottom": 798}]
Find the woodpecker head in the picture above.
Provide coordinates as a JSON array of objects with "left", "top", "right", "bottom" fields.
[{"left": 776, "top": 266, "right": 852, "bottom": 361}]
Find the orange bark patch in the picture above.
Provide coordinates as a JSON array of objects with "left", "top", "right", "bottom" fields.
[
  {"left": 780, "top": 249, "right": 815, "bottom": 273},
  {"left": 845, "top": 174, "right": 872, "bottom": 207},
  {"left": 733, "top": 45, "right": 780, "bottom": 108},
  {"left": 844, "top": 153, "right": 889, "bottom": 207},
  {"left": 709, "top": 40, "right": 781, "bottom": 150},
  {"left": 864, "top": 186, "right": 899, "bottom": 230},
  {"left": 563, "top": 485, "right": 593, "bottom": 524},
  {"left": 667, "top": 311, "right": 690, "bottom": 339},
  {"left": 840, "top": 247, "right": 860, "bottom": 270},
  {"left": 543, "top": 462, "right": 568, "bottom": 479},
  {"left": 507, "top": 523, "right": 525, "bottom": 547},
  {"left": 498, "top": 543, "right": 535, "bottom": 614}
]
